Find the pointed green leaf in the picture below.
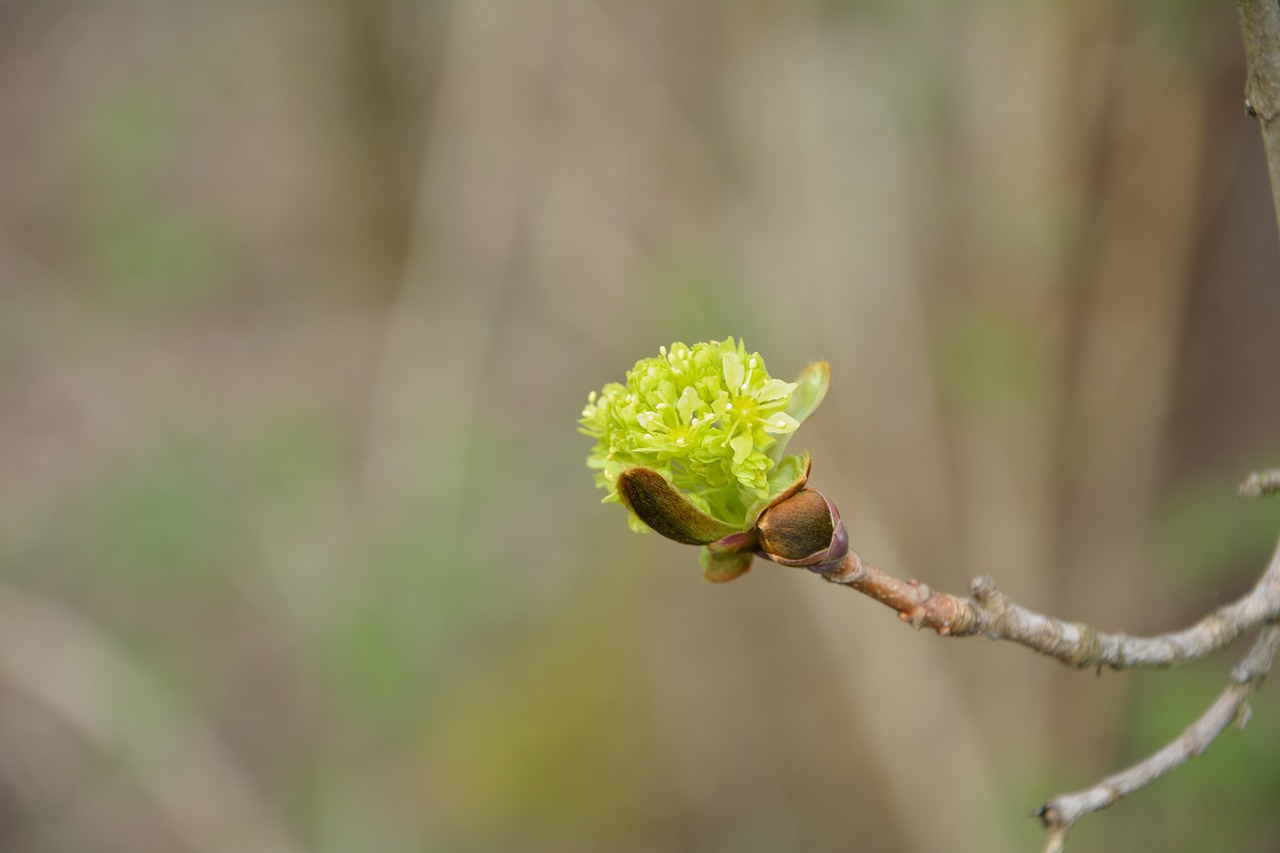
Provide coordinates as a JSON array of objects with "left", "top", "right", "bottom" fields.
[
  {"left": 617, "top": 467, "right": 742, "bottom": 545},
  {"left": 788, "top": 361, "right": 831, "bottom": 423},
  {"left": 769, "top": 361, "right": 830, "bottom": 461}
]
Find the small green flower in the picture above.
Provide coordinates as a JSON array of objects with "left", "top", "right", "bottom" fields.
[{"left": 580, "top": 338, "right": 824, "bottom": 534}]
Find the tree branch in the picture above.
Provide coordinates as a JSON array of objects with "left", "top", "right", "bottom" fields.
[
  {"left": 820, "top": 535, "right": 1280, "bottom": 670},
  {"left": 1036, "top": 622, "right": 1280, "bottom": 851},
  {"left": 812, "top": 6, "right": 1280, "bottom": 844},
  {"left": 1238, "top": 0, "right": 1280, "bottom": 237},
  {"left": 814, "top": 466, "right": 1280, "bottom": 848}
]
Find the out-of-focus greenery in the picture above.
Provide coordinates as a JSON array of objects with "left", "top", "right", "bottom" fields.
[
  {"left": 1155, "top": 474, "right": 1280, "bottom": 597},
  {"left": 1, "top": 2, "right": 1278, "bottom": 852},
  {"left": 1070, "top": 664, "right": 1280, "bottom": 852},
  {"left": 79, "top": 84, "right": 233, "bottom": 309}
]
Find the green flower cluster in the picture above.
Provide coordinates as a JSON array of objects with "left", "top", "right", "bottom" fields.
[{"left": 580, "top": 338, "right": 800, "bottom": 532}]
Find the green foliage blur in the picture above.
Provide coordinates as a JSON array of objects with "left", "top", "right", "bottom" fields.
[{"left": 1, "top": 2, "right": 1278, "bottom": 852}]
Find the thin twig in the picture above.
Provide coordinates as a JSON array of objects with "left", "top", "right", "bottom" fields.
[
  {"left": 1035, "top": 623, "right": 1280, "bottom": 850},
  {"left": 1238, "top": 0, "right": 1280, "bottom": 239},
  {"left": 819, "top": 524, "right": 1280, "bottom": 848},
  {"left": 821, "top": 537, "right": 1280, "bottom": 670}
]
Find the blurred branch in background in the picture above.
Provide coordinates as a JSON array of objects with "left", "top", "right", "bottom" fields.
[
  {"left": 1238, "top": 0, "right": 1280, "bottom": 234},
  {"left": 0, "top": 585, "right": 303, "bottom": 853}
]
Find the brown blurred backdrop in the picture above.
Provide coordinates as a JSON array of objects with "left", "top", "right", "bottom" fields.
[{"left": 1, "top": 2, "right": 1279, "bottom": 851}]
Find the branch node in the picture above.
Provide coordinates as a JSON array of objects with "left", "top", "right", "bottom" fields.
[
  {"left": 1062, "top": 623, "right": 1103, "bottom": 669},
  {"left": 1034, "top": 803, "right": 1061, "bottom": 828},
  {"left": 970, "top": 575, "right": 999, "bottom": 602},
  {"left": 898, "top": 606, "right": 927, "bottom": 629},
  {"left": 823, "top": 549, "right": 864, "bottom": 585}
]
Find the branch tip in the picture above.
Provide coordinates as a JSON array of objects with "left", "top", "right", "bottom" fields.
[
  {"left": 822, "top": 549, "right": 864, "bottom": 584},
  {"left": 970, "top": 575, "right": 998, "bottom": 602},
  {"left": 1239, "top": 468, "right": 1280, "bottom": 498},
  {"left": 1035, "top": 626, "right": 1280, "bottom": 842}
]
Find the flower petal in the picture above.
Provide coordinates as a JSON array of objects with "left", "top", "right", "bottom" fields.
[
  {"left": 754, "top": 378, "right": 794, "bottom": 403},
  {"left": 677, "top": 385, "right": 700, "bottom": 423},
  {"left": 722, "top": 351, "right": 744, "bottom": 390},
  {"left": 764, "top": 412, "right": 799, "bottom": 433},
  {"left": 787, "top": 361, "right": 831, "bottom": 425},
  {"left": 768, "top": 361, "right": 830, "bottom": 461}
]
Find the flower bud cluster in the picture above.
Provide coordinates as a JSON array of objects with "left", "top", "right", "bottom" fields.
[{"left": 580, "top": 338, "right": 799, "bottom": 531}]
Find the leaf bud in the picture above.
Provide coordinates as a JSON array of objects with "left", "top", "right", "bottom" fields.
[{"left": 755, "top": 488, "right": 848, "bottom": 572}]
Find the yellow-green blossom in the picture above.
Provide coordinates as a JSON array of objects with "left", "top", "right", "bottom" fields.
[{"left": 580, "top": 338, "right": 802, "bottom": 532}]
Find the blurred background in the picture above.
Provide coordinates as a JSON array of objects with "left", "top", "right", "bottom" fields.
[{"left": 2, "top": 1, "right": 1280, "bottom": 851}]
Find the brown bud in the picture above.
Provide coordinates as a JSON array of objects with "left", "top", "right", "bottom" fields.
[
  {"left": 617, "top": 467, "right": 740, "bottom": 545},
  {"left": 755, "top": 488, "right": 848, "bottom": 571}
]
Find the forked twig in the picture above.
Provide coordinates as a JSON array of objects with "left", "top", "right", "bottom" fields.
[
  {"left": 1037, "top": 623, "right": 1280, "bottom": 851},
  {"left": 817, "top": 468, "right": 1280, "bottom": 848}
]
